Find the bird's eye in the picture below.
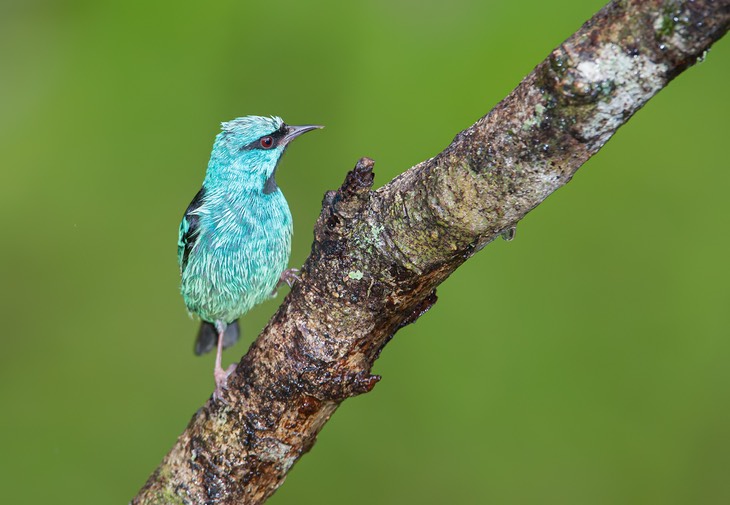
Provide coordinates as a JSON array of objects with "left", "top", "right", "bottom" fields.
[{"left": 260, "top": 136, "right": 274, "bottom": 149}]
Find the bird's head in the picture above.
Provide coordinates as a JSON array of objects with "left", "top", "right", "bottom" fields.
[{"left": 205, "top": 115, "right": 322, "bottom": 194}]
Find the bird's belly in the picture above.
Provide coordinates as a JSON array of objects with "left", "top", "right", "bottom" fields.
[{"left": 181, "top": 228, "right": 290, "bottom": 324}]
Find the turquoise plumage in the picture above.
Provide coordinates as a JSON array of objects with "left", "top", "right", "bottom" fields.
[{"left": 177, "top": 115, "right": 321, "bottom": 397}]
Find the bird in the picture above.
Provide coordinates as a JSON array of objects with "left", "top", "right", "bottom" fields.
[{"left": 177, "top": 115, "right": 322, "bottom": 398}]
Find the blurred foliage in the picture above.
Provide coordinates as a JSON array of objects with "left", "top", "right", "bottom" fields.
[{"left": 1, "top": 0, "right": 728, "bottom": 503}]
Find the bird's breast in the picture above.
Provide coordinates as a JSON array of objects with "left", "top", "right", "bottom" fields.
[{"left": 181, "top": 193, "right": 292, "bottom": 323}]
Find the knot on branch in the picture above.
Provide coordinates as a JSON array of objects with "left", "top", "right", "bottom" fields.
[
  {"left": 311, "top": 158, "right": 376, "bottom": 257},
  {"left": 340, "top": 157, "right": 375, "bottom": 197},
  {"left": 324, "top": 157, "right": 375, "bottom": 221}
]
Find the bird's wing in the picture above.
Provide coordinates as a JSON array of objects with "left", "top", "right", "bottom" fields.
[{"left": 178, "top": 187, "right": 206, "bottom": 273}]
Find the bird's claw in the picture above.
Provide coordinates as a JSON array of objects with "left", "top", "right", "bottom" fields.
[
  {"left": 271, "top": 268, "right": 301, "bottom": 296},
  {"left": 280, "top": 268, "right": 301, "bottom": 288},
  {"left": 213, "top": 363, "right": 237, "bottom": 402}
]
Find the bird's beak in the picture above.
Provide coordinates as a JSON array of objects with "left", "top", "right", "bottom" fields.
[{"left": 282, "top": 124, "right": 324, "bottom": 144}]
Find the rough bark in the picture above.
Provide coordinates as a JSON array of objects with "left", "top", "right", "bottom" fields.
[{"left": 133, "top": 1, "right": 729, "bottom": 503}]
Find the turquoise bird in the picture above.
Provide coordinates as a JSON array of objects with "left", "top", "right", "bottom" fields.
[{"left": 178, "top": 115, "right": 322, "bottom": 397}]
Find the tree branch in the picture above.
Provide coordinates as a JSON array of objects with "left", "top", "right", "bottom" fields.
[{"left": 133, "top": 1, "right": 729, "bottom": 503}]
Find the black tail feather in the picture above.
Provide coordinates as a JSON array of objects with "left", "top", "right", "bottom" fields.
[{"left": 194, "top": 320, "right": 240, "bottom": 356}]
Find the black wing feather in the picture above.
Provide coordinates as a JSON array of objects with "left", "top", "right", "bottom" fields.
[{"left": 178, "top": 187, "right": 205, "bottom": 272}]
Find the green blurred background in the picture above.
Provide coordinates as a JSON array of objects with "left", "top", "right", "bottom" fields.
[{"left": 1, "top": 0, "right": 729, "bottom": 503}]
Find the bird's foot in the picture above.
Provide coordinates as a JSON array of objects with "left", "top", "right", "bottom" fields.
[
  {"left": 213, "top": 363, "right": 237, "bottom": 402},
  {"left": 279, "top": 268, "right": 301, "bottom": 288},
  {"left": 271, "top": 268, "right": 301, "bottom": 296}
]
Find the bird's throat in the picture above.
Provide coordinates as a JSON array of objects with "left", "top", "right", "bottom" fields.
[{"left": 263, "top": 170, "right": 278, "bottom": 194}]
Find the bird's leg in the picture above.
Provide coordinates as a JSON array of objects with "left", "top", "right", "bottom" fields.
[
  {"left": 213, "top": 321, "right": 236, "bottom": 402},
  {"left": 270, "top": 268, "right": 301, "bottom": 296}
]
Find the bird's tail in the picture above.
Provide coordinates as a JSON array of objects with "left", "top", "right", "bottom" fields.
[{"left": 194, "top": 320, "right": 240, "bottom": 356}]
